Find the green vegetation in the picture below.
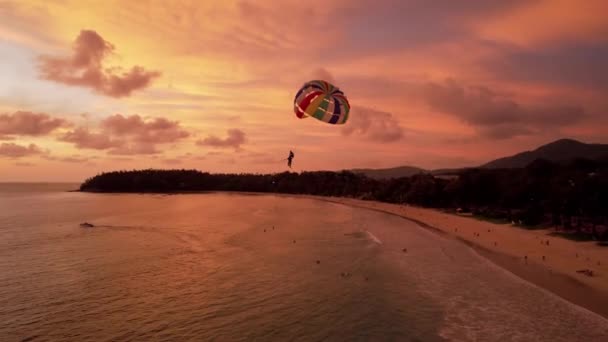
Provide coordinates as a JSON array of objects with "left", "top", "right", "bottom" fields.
[{"left": 80, "top": 157, "right": 608, "bottom": 242}]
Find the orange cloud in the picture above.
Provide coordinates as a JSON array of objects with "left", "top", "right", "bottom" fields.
[
  {"left": 38, "top": 30, "right": 161, "bottom": 97},
  {"left": 55, "top": 155, "right": 91, "bottom": 163},
  {"left": 43, "top": 154, "right": 95, "bottom": 164},
  {"left": 0, "top": 111, "right": 69, "bottom": 138},
  {"left": 107, "top": 144, "right": 159, "bottom": 156},
  {"left": 244, "top": 152, "right": 278, "bottom": 165},
  {"left": 58, "top": 127, "right": 122, "bottom": 150},
  {"left": 162, "top": 158, "right": 182, "bottom": 165},
  {"left": 101, "top": 114, "right": 189, "bottom": 144},
  {"left": 0, "top": 142, "right": 45, "bottom": 158},
  {"left": 196, "top": 129, "right": 246, "bottom": 150}
]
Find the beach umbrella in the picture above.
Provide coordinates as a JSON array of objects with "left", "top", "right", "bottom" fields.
[{"left": 293, "top": 80, "right": 350, "bottom": 125}]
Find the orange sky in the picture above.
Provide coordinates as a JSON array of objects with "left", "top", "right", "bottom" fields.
[{"left": 1, "top": 0, "right": 607, "bottom": 181}]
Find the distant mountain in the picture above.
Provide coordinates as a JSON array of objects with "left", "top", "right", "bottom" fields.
[
  {"left": 349, "top": 139, "right": 608, "bottom": 178},
  {"left": 430, "top": 168, "right": 469, "bottom": 176},
  {"left": 350, "top": 166, "right": 428, "bottom": 179},
  {"left": 482, "top": 139, "right": 608, "bottom": 169}
]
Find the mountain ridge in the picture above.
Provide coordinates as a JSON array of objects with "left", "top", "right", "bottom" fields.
[
  {"left": 349, "top": 138, "right": 608, "bottom": 179},
  {"left": 482, "top": 138, "right": 608, "bottom": 169}
]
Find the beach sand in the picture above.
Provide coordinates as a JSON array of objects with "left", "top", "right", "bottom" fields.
[{"left": 304, "top": 195, "right": 608, "bottom": 319}]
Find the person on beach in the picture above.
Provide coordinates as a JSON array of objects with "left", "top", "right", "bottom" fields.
[{"left": 287, "top": 150, "right": 294, "bottom": 168}]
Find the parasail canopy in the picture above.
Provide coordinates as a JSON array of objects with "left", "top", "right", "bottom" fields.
[{"left": 293, "top": 80, "right": 350, "bottom": 125}]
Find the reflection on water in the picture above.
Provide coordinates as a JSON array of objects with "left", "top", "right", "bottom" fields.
[{"left": 1, "top": 186, "right": 607, "bottom": 341}]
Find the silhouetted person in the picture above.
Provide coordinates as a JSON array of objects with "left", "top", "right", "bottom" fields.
[{"left": 287, "top": 150, "right": 294, "bottom": 168}]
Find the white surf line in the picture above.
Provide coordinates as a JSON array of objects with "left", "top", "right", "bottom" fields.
[
  {"left": 466, "top": 244, "right": 608, "bottom": 324},
  {"left": 365, "top": 230, "right": 383, "bottom": 245}
]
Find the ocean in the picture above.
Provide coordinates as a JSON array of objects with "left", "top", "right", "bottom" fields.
[{"left": 1, "top": 183, "right": 607, "bottom": 341}]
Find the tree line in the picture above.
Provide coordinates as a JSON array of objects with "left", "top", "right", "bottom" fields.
[{"left": 80, "top": 157, "right": 608, "bottom": 242}]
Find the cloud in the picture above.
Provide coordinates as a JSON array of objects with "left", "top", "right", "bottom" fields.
[
  {"left": 196, "top": 129, "right": 246, "bottom": 149},
  {"left": 0, "top": 142, "right": 45, "bottom": 158},
  {"left": 43, "top": 154, "right": 93, "bottom": 163},
  {"left": 58, "top": 114, "right": 189, "bottom": 155},
  {"left": 15, "top": 161, "right": 35, "bottom": 167},
  {"left": 38, "top": 30, "right": 161, "bottom": 97},
  {"left": 59, "top": 127, "right": 123, "bottom": 150},
  {"left": 418, "top": 78, "right": 586, "bottom": 139},
  {"left": 57, "top": 155, "right": 90, "bottom": 163},
  {"left": 481, "top": 41, "right": 608, "bottom": 91},
  {"left": 243, "top": 151, "right": 277, "bottom": 164},
  {"left": 471, "top": 0, "right": 608, "bottom": 46},
  {"left": 220, "top": 157, "right": 236, "bottom": 164},
  {"left": 162, "top": 158, "right": 182, "bottom": 165},
  {"left": 101, "top": 114, "right": 190, "bottom": 143},
  {"left": 109, "top": 157, "right": 133, "bottom": 162},
  {"left": 312, "top": 67, "right": 336, "bottom": 84},
  {"left": 0, "top": 111, "right": 69, "bottom": 138},
  {"left": 0, "top": 2, "right": 60, "bottom": 49},
  {"left": 107, "top": 144, "right": 158, "bottom": 155},
  {"left": 319, "top": 0, "right": 528, "bottom": 62},
  {"left": 341, "top": 106, "right": 404, "bottom": 142}
]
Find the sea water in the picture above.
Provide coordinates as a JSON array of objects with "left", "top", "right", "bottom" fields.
[{"left": 1, "top": 184, "right": 607, "bottom": 341}]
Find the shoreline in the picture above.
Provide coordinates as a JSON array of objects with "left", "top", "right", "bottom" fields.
[
  {"left": 302, "top": 195, "right": 608, "bottom": 320},
  {"left": 78, "top": 189, "right": 608, "bottom": 319}
]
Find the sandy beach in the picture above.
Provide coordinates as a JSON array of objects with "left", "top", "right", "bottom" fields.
[{"left": 303, "top": 195, "right": 608, "bottom": 319}]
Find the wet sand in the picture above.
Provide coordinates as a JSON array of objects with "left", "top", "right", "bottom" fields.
[{"left": 303, "top": 195, "right": 608, "bottom": 319}]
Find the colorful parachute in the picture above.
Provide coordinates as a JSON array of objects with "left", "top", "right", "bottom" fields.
[{"left": 293, "top": 80, "right": 350, "bottom": 125}]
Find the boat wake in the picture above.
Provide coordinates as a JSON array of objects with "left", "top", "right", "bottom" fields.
[{"left": 365, "top": 230, "right": 382, "bottom": 245}]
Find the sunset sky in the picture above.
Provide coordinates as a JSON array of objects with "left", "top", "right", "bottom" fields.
[{"left": 1, "top": 0, "right": 607, "bottom": 181}]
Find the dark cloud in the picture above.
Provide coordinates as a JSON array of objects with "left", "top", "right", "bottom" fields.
[
  {"left": 418, "top": 78, "right": 586, "bottom": 139},
  {"left": 341, "top": 106, "right": 403, "bottom": 142},
  {"left": 38, "top": 30, "right": 161, "bottom": 97},
  {"left": 196, "top": 129, "right": 246, "bottom": 149},
  {"left": 0, "top": 142, "right": 45, "bottom": 158},
  {"left": 59, "top": 114, "right": 189, "bottom": 155},
  {"left": 340, "top": 75, "right": 416, "bottom": 100},
  {"left": 323, "top": 0, "right": 527, "bottom": 61},
  {"left": 0, "top": 111, "right": 69, "bottom": 138},
  {"left": 482, "top": 41, "right": 608, "bottom": 91}
]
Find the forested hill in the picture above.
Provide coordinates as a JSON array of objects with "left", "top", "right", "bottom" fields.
[
  {"left": 350, "top": 166, "right": 427, "bottom": 179},
  {"left": 349, "top": 139, "right": 608, "bottom": 179},
  {"left": 80, "top": 158, "right": 608, "bottom": 241},
  {"left": 482, "top": 139, "right": 608, "bottom": 169}
]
